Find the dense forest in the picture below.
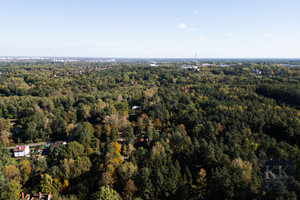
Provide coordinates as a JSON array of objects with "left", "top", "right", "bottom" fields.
[{"left": 0, "top": 61, "right": 299, "bottom": 200}]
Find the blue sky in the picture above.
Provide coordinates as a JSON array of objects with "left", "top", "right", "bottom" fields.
[{"left": 0, "top": 0, "right": 300, "bottom": 58}]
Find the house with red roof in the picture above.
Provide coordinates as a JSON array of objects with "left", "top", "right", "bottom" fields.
[{"left": 13, "top": 145, "right": 30, "bottom": 157}]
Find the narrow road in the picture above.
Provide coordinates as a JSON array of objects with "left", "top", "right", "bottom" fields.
[
  {"left": 117, "top": 132, "right": 125, "bottom": 161},
  {"left": 7, "top": 141, "right": 50, "bottom": 150}
]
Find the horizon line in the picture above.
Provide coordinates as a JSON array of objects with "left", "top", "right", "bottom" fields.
[{"left": 1, "top": 56, "right": 300, "bottom": 60}]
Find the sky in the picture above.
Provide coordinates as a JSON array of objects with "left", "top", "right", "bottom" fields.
[{"left": 0, "top": 0, "right": 300, "bottom": 58}]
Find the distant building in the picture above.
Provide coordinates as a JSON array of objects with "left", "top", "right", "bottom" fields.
[
  {"left": 13, "top": 145, "right": 30, "bottom": 157},
  {"left": 202, "top": 63, "right": 213, "bottom": 67},
  {"left": 250, "top": 69, "right": 262, "bottom": 75},
  {"left": 279, "top": 64, "right": 292, "bottom": 67},
  {"left": 180, "top": 65, "right": 198, "bottom": 69},
  {"left": 132, "top": 106, "right": 141, "bottom": 110},
  {"left": 30, "top": 192, "right": 52, "bottom": 200}
]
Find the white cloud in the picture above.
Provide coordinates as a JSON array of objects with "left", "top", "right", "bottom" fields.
[
  {"left": 194, "top": 9, "right": 200, "bottom": 14},
  {"left": 165, "top": 37, "right": 175, "bottom": 41},
  {"left": 228, "top": 33, "right": 234, "bottom": 37},
  {"left": 3, "top": 19, "right": 59, "bottom": 23},
  {"left": 188, "top": 27, "right": 197, "bottom": 31},
  {"left": 178, "top": 22, "right": 186, "bottom": 29},
  {"left": 264, "top": 33, "right": 271, "bottom": 37},
  {"left": 198, "top": 37, "right": 205, "bottom": 41}
]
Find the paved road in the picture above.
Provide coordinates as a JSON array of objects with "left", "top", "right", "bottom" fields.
[
  {"left": 7, "top": 141, "right": 50, "bottom": 150},
  {"left": 117, "top": 132, "right": 129, "bottom": 161}
]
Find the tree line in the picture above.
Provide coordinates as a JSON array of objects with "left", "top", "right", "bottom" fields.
[{"left": 0, "top": 63, "right": 299, "bottom": 199}]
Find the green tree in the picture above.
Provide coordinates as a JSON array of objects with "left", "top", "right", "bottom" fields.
[
  {"left": 2, "top": 165, "right": 20, "bottom": 181},
  {"left": 122, "top": 179, "right": 137, "bottom": 200},
  {"left": 40, "top": 173, "right": 55, "bottom": 194},
  {"left": 0, "top": 179, "right": 22, "bottom": 200},
  {"left": 18, "top": 160, "right": 31, "bottom": 185},
  {"left": 51, "top": 115, "right": 67, "bottom": 140},
  {"left": 137, "top": 167, "right": 153, "bottom": 200},
  {"left": 92, "top": 186, "right": 121, "bottom": 200}
]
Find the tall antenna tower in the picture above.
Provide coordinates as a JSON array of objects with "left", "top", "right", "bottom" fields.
[{"left": 194, "top": 53, "right": 198, "bottom": 64}]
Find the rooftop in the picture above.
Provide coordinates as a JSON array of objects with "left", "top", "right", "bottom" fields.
[{"left": 13, "top": 145, "right": 27, "bottom": 152}]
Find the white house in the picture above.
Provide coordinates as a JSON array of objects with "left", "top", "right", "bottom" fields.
[{"left": 13, "top": 145, "right": 30, "bottom": 157}]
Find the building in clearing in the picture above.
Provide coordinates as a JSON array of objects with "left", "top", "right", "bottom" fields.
[
  {"left": 13, "top": 145, "right": 30, "bottom": 157},
  {"left": 132, "top": 106, "right": 141, "bottom": 110}
]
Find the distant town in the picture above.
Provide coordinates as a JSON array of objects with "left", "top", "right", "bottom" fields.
[{"left": 1, "top": 56, "right": 300, "bottom": 66}]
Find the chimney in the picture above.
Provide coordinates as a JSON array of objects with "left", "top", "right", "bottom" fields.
[
  {"left": 48, "top": 191, "right": 52, "bottom": 200},
  {"left": 22, "top": 192, "right": 24, "bottom": 199},
  {"left": 39, "top": 192, "right": 42, "bottom": 198}
]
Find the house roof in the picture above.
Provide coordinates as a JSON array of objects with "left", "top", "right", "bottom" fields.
[{"left": 13, "top": 145, "right": 27, "bottom": 152}]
